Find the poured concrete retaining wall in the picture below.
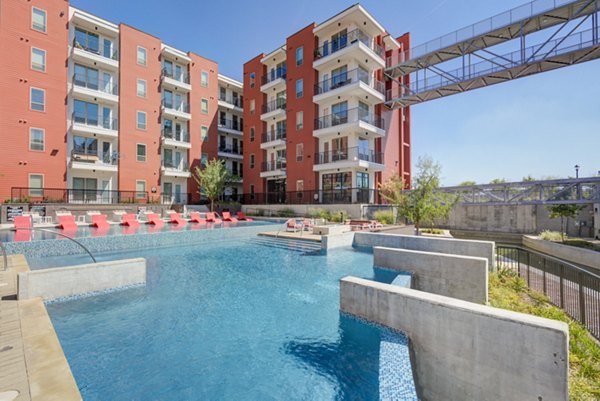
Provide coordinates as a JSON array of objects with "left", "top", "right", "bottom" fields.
[
  {"left": 321, "top": 232, "right": 354, "bottom": 250},
  {"left": 340, "top": 277, "right": 569, "bottom": 401},
  {"left": 374, "top": 247, "right": 488, "bottom": 303},
  {"left": 523, "top": 235, "right": 600, "bottom": 272},
  {"left": 18, "top": 258, "right": 146, "bottom": 301},
  {"left": 354, "top": 232, "right": 496, "bottom": 269}
]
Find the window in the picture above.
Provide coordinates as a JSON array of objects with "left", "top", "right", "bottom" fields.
[
  {"left": 29, "top": 174, "right": 44, "bottom": 197},
  {"left": 29, "top": 128, "right": 44, "bottom": 151},
  {"left": 296, "top": 46, "right": 303, "bottom": 66},
  {"left": 296, "top": 143, "right": 304, "bottom": 162},
  {"left": 296, "top": 180, "right": 304, "bottom": 192},
  {"left": 137, "top": 46, "right": 147, "bottom": 66},
  {"left": 30, "top": 88, "right": 45, "bottom": 111},
  {"left": 296, "top": 79, "right": 303, "bottom": 98},
  {"left": 136, "top": 180, "right": 146, "bottom": 199},
  {"left": 250, "top": 184, "right": 255, "bottom": 200},
  {"left": 201, "top": 98, "right": 209, "bottom": 114},
  {"left": 201, "top": 71, "right": 209, "bottom": 87},
  {"left": 250, "top": 127, "right": 255, "bottom": 142},
  {"left": 75, "top": 28, "right": 99, "bottom": 53},
  {"left": 296, "top": 111, "right": 303, "bottom": 130},
  {"left": 250, "top": 99, "right": 255, "bottom": 115},
  {"left": 250, "top": 72, "right": 255, "bottom": 88},
  {"left": 137, "top": 111, "right": 146, "bottom": 130},
  {"left": 31, "top": 48, "right": 46, "bottom": 72},
  {"left": 31, "top": 7, "right": 46, "bottom": 33},
  {"left": 137, "top": 144, "right": 146, "bottom": 161},
  {"left": 201, "top": 153, "right": 208, "bottom": 167},
  {"left": 201, "top": 125, "right": 209, "bottom": 141},
  {"left": 72, "top": 177, "right": 98, "bottom": 202},
  {"left": 137, "top": 79, "right": 147, "bottom": 97},
  {"left": 250, "top": 154, "right": 255, "bottom": 169}
]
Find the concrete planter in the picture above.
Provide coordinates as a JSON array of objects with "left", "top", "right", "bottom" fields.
[{"left": 523, "top": 235, "right": 600, "bottom": 271}]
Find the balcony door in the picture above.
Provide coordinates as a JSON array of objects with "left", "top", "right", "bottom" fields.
[
  {"left": 332, "top": 137, "right": 348, "bottom": 161},
  {"left": 358, "top": 138, "right": 369, "bottom": 160},
  {"left": 175, "top": 122, "right": 182, "bottom": 141},
  {"left": 331, "top": 29, "right": 347, "bottom": 53},
  {"left": 175, "top": 93, "right": 183, "bottom": 111},
  {"left": 175, "top": 151, "right": 182, "bottom": 170},
  {"left": 102, "top": 107, "right": 111, "bottom": 129},
  {"left": 358, "top": 101, "right": 370, "bottom": 122},
  {"left": 102, "top": 142, "right": 111, "bottom": 164},
  {"left": 73, "top": 177, "right": 97, "bottom": 203},
  {"left": 164, "top": 60, "right": 173, "bottom": 77},
  {"left": 163, "top": 90, "right": 173, "bottom": 108},
  {"left": 175, "top": 65, "right": 183, "bottom": 81},
  {"left": 164, "top": 149, "right": 173, "bottom": 168},
  {"left": 331, "top": 101, "right": 348, "bottom": 126},
  {"left": 103, "top": 39, "right": 113, "bottom": 59},
  {"left": 174, "top": 184, "right": 182, "bottom": 203},
  {"left": 232, "top": 138, "right": 239, "bottom": 154},
  {"left": 103, "top": 72, "right": 112, "bottom": 94},
  {"left": 331, "top": 66, "right": 348, "bottom": 89},
  {"left": 219, "top": 136, "right": 226, "bottom": 151}
]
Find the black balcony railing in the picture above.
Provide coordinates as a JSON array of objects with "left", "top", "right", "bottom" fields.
[
  {"left": 261, "top": 71, "right": 286, "bottom": 86},
  {"left": 162, "top": 129, "right": 190, "bottom": 143},
  {"left": 161, "top": 99, "right": 190, "bottom": 114},
  {"left": 11, "top": 187, "right": 148, "bottom": 204},
  {"left": 73, "top": 73, "right": 118, "bottom": 95},
  {"left": 161, "top": 68, "right": 190, "bottom": 84},
  {"left": 72, "top": 38, "right": 119, "bottom": 61},
  {"left": 261, "top": 160, "right": 287, "bottom": 172},
  {"left": 218, "top": 146, "right": 243, "bottom": 156},
  {"left": 161, "top": 192, "right": 190, "bottom": 205},
  {"left": 314, "top": 147, "right": 383, "bottom": 165},
  {"left": 261, "top": 127, "right": 287, "bottom": 143},
  {"left": 241, "top": 188, "right": 382, "bottom": 205},
  {"left": 71, "top": 149, "right": 117, "bottom": 165},
  {"left": 314, "top": 29, "right": 384, "bottom": 61},
  {"left": 314, "top": 68, "right": 384, "bottom": 95},
  {"left": 314, "top": 108, "right": 384, "bottom": 130},
  {"left": 262, "top": 98, "right": 286, "bottom": 114},
  {"left": 218, "top": 118, "right": 243, "bottom": 132},
  {"left": 162, "top": 160, "right": 190, "bottom": 172},
  {"left": 72, "top": 112, "right": 118, "bottom": 131},
  {"left": 219, "top": 94, "right": 244, "bottom": 108},
  {"left": 226, "top": 169, "right": 243, "bottom": 179}
]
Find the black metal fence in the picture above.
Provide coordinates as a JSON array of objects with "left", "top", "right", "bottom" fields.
[
  {"left": 496, "top": 245, "right": 600, "bottom": 340},
  {"left": 242, "top": 188, "right": 383, "bottom": 205},
  {"left": 11, "top": 187, "right": 151, "bottom": 204}
]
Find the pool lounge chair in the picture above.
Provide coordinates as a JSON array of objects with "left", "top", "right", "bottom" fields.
[
  {"left": 90, "top": 214, "right": 110, "bottom": 229},
  {"left": 205, "top": 212, "right": 222, "bottom": 224},
  {"left": 302, "top": 219, "right": 314, "bottom": 231},
  {"left": 286, "top": 218, "right": 302, "bottom": 233},
  {"left": 121, "top": 213, "right": 140, "bottom": 228},
  {"left": 236, "top": 211, "right": 253, "bottom": 221},
  {"left": 13, "top": 215, "right": 33, "bottom": 242},
  {"left": 222, "top": 211, "right": 238, "bottom": 223},
  {"left": 57, "top": 215, "right": 78, "bottom": 231},
  {"left": 146, "top": 213, "right": 164, "bottom": 227},
  {"left": 169, "top": 212, "right": 187, "bottom": 225},
  {"left": 189, "top": 212, "right": 206, "bottom": 224}
]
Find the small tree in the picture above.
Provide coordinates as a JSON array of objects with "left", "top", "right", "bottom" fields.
[
  {"left": 459, "top": 180, "right": 477, "bottom": 186},
  {"left": 380, "top": 156, "right": 457, "bottom": 235},
  {"left": 547, "top": 204, "right": 583, "bottom": 242},
  {"left": 193, "top": 159, "right": 237, "bottom": 211},
  {"left": 489, "top": 178, "right": 507, "bottom": 184}
]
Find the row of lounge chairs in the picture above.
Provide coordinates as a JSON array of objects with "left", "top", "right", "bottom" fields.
[{"left": 285, "top": 218, "right": 383, "bottom": 233}]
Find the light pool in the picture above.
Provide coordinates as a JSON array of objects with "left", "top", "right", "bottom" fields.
[{"left": 31, "top": 235, "right": 416, "bottom": 400}]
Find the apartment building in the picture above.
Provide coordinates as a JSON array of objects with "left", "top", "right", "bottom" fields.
[
  {"left": 0, "top": 0, "right": 241, "bottom": 204},
  {"left": 243, "top": 4, "right": 411, "bottom": 204}
]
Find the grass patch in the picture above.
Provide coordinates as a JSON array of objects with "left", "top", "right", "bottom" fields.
[
  {"left": 421, "top": 228, "right": 444, "bottom": 235},
  {"left": 540, "top": 230, "right": 564, "bottom": 241},
  {"left": 563, "top": 240, "right": 600, "bottom": 253},
  {"left": 372, "top": 210, "right": 394, "bottom": 225},
  {"left": 489, "top": 269, "right": 600, "bottom": 401}
]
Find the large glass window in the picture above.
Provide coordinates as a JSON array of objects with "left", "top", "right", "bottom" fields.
[
  {"left": 137, "top": 144, "right": 146, "bottom": 161},
  {"left": 74, "top": 28, "right": 99, "bottom": 53},
  {"left": 73, "top": 177, "right": 97, "bottom": 202},
  {"left": 29, "top": 128, "right": 44, "bottom": 151},
  {"left": 31, "top": 48, "right": 46, "bottom": 72},
  {"left": 358, "top": 101, "right": 370, "bottom": 122},
  {"left": 331, "top": 29, "right": 348, "bottom": 53},
  {"left": 331, "top": 101, "right": 348, "bottom": 126},
  {"left": 28, "top": 174, "right": 44, "bottom": 197},
  {"left": 322, "top": 172, "right": 352, "bottom": 203},
  {"left": 74, "top": 64, "right": 99, "bottom": 90},
  {"left": 358, "top": 138, "right": 369, "bottom": 160},
  {"left": 296, "top": 111, "right": 303, "bottom": 130},
  {"left": 31, "top": 7, "right": 46, "bottom": 33},
  {"left": 73, "top": 99, "right": 99, "bottom": 125},
  {"left": 72, "top": 136, "right": 98, "bottom": 155},
  {"left": 331, "top": 65, "right": 348, "bottom": 88},
  {"left": 163, "top": 90, "right": 173, "bottom": 108},
  {"left": 163, "top": 60, "right": 173, "bottom": 77},
  {"left": 30, "top": 88, "right": 45, "bottom": 111}
]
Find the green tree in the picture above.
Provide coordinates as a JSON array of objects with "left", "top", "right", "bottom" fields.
[
  {"left": 380, "top": 156, "right": 457, "bottom": 235},
  {"left": 547, "top": 204, "right": 583, "bottom": 242},
  {"left": 490, "top": 178, "right": 507, "bottom": 184},
  {"left": 522, "top": 175, "right": 535, "bottom": 182},
  {"left": 192, "top": 159, "right": 237, "bottom": 211},
  {"left": 459, "top": 180, "right": 477, "bottom": 186}
]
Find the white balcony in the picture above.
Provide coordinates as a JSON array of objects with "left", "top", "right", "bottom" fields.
[
  {"left": 313, "top": 29, "right": 385, "bottom": 71},
  {"left": 161, "top": 130, "right": 192, "bottom": 149},
  {"left": 260, "top": 74, "right": 286, "bottom": 94},
  {"left": 70, "top": 115, "right": 118, "bottom": 139},
  {"left": 260, "top": 130, "right": 286, "bottom": 150},
  {"left": 261, "top": 99, "right": 286, "bottom": 121},
  {"left": 217, "top": 119, "right": 243, "bottom": 136},
  {"left": 161, "top": 100, "right": 191, "bottom": 121},
  {"left": 161, "top": 161, "right": 191, "bottom": 178},
  {"left": 217, "top": 146, "right": 243, "bottom": 160},
  {"left": 313, "top": 69, "right": 385, "bottom": 105},
  {"left": 313, "top": 108, "right": 385, "bottom": 139},
  {"left": 69, "top": 151, "right": 118, "bottom": 173},
  {"left": 71, "top": 45, "right": 119, "bottom": 72},
  {"left": 70, "top": 74, "right": 118, "bottom": 105},
  {"left": 161, "top": 69, "right": 192, "bottom": 93},
  {"left": 312, "top": 147, "right": 384, "bottom": 172},
  {"left": 260, "top": 161, "right": 286, "bottom": 179}
]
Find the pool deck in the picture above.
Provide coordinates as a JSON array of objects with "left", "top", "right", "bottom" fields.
[
  {"left": 0, "top": 256, "right": 82, "bottom": 401},
  {"left": 258, "top": 231, "right": 322, "bottom": 242}
]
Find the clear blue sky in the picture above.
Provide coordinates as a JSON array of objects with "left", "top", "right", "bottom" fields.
[{"left": 71, "top": 0, "right": 600, "bottom": 185}]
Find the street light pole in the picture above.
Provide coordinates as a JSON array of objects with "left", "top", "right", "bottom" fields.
[{"left": 575, "top": 164, "right": 580, "bottom": 179}]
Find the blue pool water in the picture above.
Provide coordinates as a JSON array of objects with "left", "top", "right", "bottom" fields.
[{"left": 34, "top": 238, "right": 416, "bottom": 400}]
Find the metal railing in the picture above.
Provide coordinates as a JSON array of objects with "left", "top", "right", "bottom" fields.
[
  {"left": 261, "top": 71, "right": 287, "bottom": 86},
  {"left": 314, "top": 147, "right": 383, "bottom": 165},
  {"left": 10, "top": 187, "right": 150, "bottom": 204},
  {"left": 219, "top": 94, "right": 244, "bottom": 108},
  {"left": 71, "top": 149, "right": 117, "bottom": 166},
  {"left": 496, "top": 245, "right": 600, "bottom": 339},
  {"left": 162, "top": 160, "right": 190, "bottom": 172},
  {"left": 242, "top": 188, "right": 381, "bottom": 205},
  {"left": 262, "top": 98, "right": 286, "bottom": 114},
  {"left": 314, "top": 28, "right": 384, "bottom": 60},
  {"left": 72, "top": 112, "right": 118, "bottom": 131},
  {"left": 72, "top": 38, "right": 119, "bottom": 61},
  {"left": 261, "top": 160, "right": 287, "bottom": 172},
  {"left": 161, "top": 99, "right": 190, "bottom": 114},
  {"left": 315, "top": 68, "right": 385, "bottom": 95},
  {"left": 218, "top": 146, "right": 243, "bottom": 155},
  {"left": 161, "top": 129, "right": 190, "bottom": 143},
  {"left": 314, "top": 108, "right": 385, "bottom": 130},
  {"left": 161, "top": 68, "right": 190, "bottom": 84},
  {"left": 73, "top": 73, "right": 118, "bottom": 95},
  {"left": 261, "top": 127, "right": 287, "bottom": 143},
  {"left": 161, "top": 193, "right": 190, "bottom": 205},
  {"left": 218, "top": 118, "right": 243, "bottom": 132}
]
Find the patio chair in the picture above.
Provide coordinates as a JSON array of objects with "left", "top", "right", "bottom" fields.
[
  {"left": 91, "top": 214, "right": 110, "bottom": 229},
  {"left": 205, "top": 212, "right": 222, "bottom": 224},
  {"left": 146, "top": 213, "right": 164, "bottom": 227},
  {"left": 57, "top": 215, "right": 78, "bottom": 231},
  {"left": 189, "top": 212, "right": 207, "bottom": 224},
  {"left": 121, "top": 213, "right": 140, "bottom": 228},
  {"left": 169, "top": 212, "right": 187, "bottom": 225},
  {"left": 302, "top": 219, "right": 314, "bottom": 231},
  {"left": 286, "top": 218, "right": 302, "bottom": 233},
  {"left": 236, "top": 211, "right": 253, "bottom": 221},
  {"left": 13, "top": 215, "right": 33, "bottom": 242},
  {"left": 222, "top": 211, "right": 238, "bottom": 223}
]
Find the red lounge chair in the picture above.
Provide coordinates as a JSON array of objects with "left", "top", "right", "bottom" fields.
[
  {"left": 302, "top": 219, "right": 314, "bottom": 231},
  {"left": 170, "top": 212, "right": 187, "bottom": 225},
  {"left": 147, "top": 213, "right": 164, "bottom": 227},
  {"left": 236, "top": 211, "right": 253, "bottom": 221},
  {"left": 286, "top": 218, "right": 302, "bottom": 232},
  {"left": 58, "top": 215, "right": 78, "bottom": 231},
  {"left": 121, "top": 213, "right": 140, "bottom": 228},
  {"left": 206, "top": 212, "right": 222, "bottom": 224},
  {"left": 13, "top": 215, "right": 32, "bottom": 242},
  {"left": 91, "top": 214, "right": 110, "bottom": 229},
  {"left": 189, "top": 212, "right": 206, "bottom": 224},
  {"left": 222, "top": 211, "right": 238, "bottom": 223}
]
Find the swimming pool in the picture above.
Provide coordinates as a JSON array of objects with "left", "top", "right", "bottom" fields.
[{"left": 31, "top": 234, "right": 417, "bottom": 400}]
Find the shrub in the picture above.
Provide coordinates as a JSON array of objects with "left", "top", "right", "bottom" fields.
[
  {"left": 421, "top": 228, "right": 444, "bottom": 235},
  {"left": 539, "top": 230, "right": 564, "bottom": 241},
  {"left": 276, "top": 207, "right": 295, "bottom": 218},
  {"left": 373, "top": 210, "right": 394, "bottom": 225},
  {"left": 317, "top": 208, "right": 331, "bottom": 221},
  {"left": 307, "top": 208, "right": 321, "bottom": 219},
  {"left": 329, "top": 210, "right": 348, "bottom": 223}
]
